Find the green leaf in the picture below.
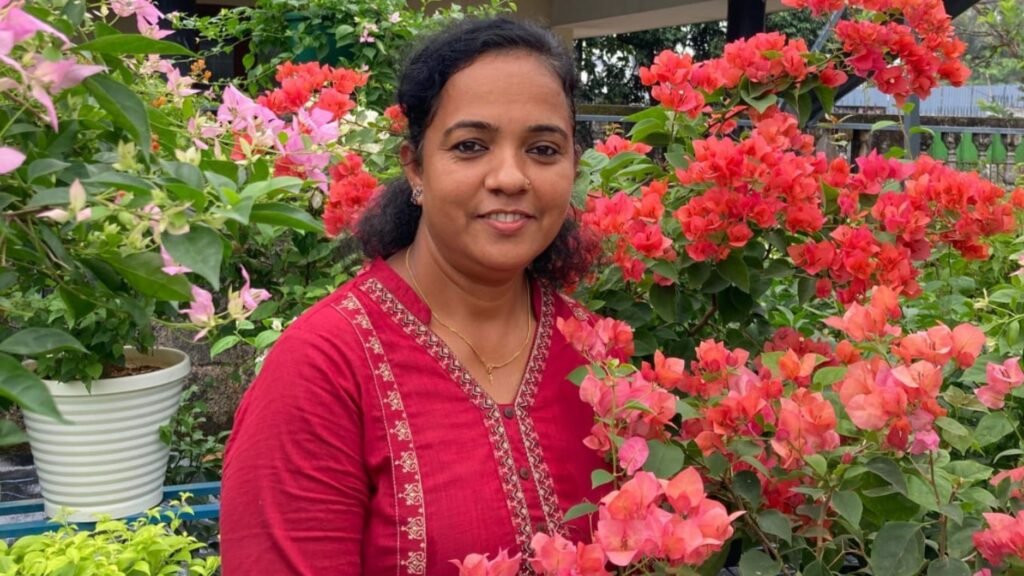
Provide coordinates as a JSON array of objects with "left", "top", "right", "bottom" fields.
[
  {"left": 161, "top": 225, "right": 224, "bottom": 290},
  {"left": 831, "top": 490, "right": 862, "bottom": 526},
  {"left": 567, "top": 365, "right": 590, "bottom": 386},
  {"left": 102, "top": 252, "right": 192, "bottom": 301},
  {"left": 944, "top": 460, "right": 993, "bottom": 483},
  {"left": 870, "top": 522, "right": 925, "bottom": 576},
  {"left": 562, "top": 502, "right": 598, "bottom": 522},
  {"left": 739, "top": 549, "right": 781, "bottom": 576},
  {"left": 75, "top": 35, "right": 194, "bottom": 55},
  {"left": 742, "top": 92, "right": 778, "bottom": 114},
  {"left": 717, "top": 250, "right": 750, "bottom": 292},
  {"left": 0, "top": 353, "right": 63, "bottom": 420},
  {"left": 804, "top": 453, "right": 827, "bottom": 476},
  {"left": 733, "top": 470, "right": 762, "bottom": 509},
  {"left": 591, "top": 469, "right": 615, "bottom": 489},
  {"left": 0, "top": 419, "right": 28, "bottom": 447},
  {"left": 82, "top": 171, "right": 154, "bottom": 194},
  {"left": 802, "top": 560, "right": 831, "bottom": 576},
  {"left": 975, "top": 412, "right": 1014, "bottom": 447},
  {"left": 934, "top": 416, "right": 972, "bottom": 452},
  {"left": 649, "top": 284, "right": 677, "bottom": 323},
  {"left": 215, "top": 196, "right": 255, "bottom": 225},
  {"left": 249, "top": 202, "right": 324, "bottom": 234},
  {"left": 0, "top": 328, "right": 87, "bottom": 356},
  {"left": 871, "top": 120, "right": 898, "bottom": 132},
  {"left": 867, "top": 456, "right": 908, "bottom": 495},
  {"left": 704, "top": 451, "right": 729, "bottom": 478},
  {"left": 814, "top": 85, "right": 836, "bottom": 114},
  {"left": 643, "top": 440, "right": 685, "bottom": 479},
  {"left": 812, "top": 366, "right": 846, "bottom": 389},
  {"left": 926, "top": 558, "right": 971, "bottom": 576},
  {"left": 83, "top": 75, "right": 151, "bottom": 157},
  {"left": 240, "top": 176, "right": 305, "bottom": 199},
  {"left": 26, "top": 159, "right": 70, "bottom": 184},
  {"left": 253, "top": 329, "right": 281, "bottom": 349},
  {"left": 209, "top": 335, "right": 241, "bottom": 358},
  {"left": 756, "top": 509, "right": 792, "bottom": 544},
  {"left": 797, "top": 275, "right": 817, "bottom": 304},
  {"left": 675, "top": 399, "right": 700, "bottom": 422}
]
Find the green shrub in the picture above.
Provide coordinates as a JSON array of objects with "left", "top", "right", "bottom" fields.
[{"left": 0, "top": 501, "right": 219, "bottom": 576}]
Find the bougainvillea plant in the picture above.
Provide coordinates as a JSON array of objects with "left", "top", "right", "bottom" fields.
[{"left": 442, "top": 0, "right": 1024, "bottom": 574}]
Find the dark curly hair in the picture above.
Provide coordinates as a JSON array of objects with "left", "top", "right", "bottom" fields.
[{"left": 354, "top": 17, "right": 596, "bottom": 289}]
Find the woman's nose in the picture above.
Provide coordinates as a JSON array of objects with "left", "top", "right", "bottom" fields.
[{"left": 483, "top": 148, "right": 530, "bottom": 194}]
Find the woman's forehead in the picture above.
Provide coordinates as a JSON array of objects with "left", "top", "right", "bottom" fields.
[{"left": 430, "top": 52, "right": 572, "bottom": 133}]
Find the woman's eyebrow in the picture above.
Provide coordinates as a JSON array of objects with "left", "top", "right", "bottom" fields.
[
  {"left": 441, "top": 121, "right": 569, "bottom": 141},
  {"left": 526, "top": 124, "right": 569, "bottom": 140},
  {"left": 442, "top": 120, "right": 496, "bottom": 139}
]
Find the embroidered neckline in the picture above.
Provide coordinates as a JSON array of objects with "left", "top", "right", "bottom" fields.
[{"left": 360, "top": 277, "right": 566, "bottom": 558}]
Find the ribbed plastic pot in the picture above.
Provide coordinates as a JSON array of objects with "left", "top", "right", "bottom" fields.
[{"left": 22, "top": 348, "right": 190, "bottom": 521}]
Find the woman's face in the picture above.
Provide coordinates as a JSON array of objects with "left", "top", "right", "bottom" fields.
[{"left": 403, "top": 51, "right": 575, "bottom": 281}]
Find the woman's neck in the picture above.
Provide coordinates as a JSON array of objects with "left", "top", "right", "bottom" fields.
[{"left": 398, "top": 240, "right": 529, "bottom": 327}]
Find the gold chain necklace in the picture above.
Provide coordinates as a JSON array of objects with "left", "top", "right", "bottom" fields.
[{"left": 405, "top": 248, "right": 533, "bottom": 387}]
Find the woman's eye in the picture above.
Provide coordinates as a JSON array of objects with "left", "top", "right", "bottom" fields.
[
  {"left": 531, "top": 145, "right": 560, "bottom": 157},
  {"left": 452, "top": 141, "right": 485, "bottom": 154}
]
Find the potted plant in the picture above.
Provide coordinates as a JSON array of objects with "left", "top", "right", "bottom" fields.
[{"left": 0, "top": 0, "right": 378, "bottom": 520}]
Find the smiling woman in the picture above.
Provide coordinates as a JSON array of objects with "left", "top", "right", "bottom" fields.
[{"left": 220, "top": 18, "right": 611, "bottom": 576}]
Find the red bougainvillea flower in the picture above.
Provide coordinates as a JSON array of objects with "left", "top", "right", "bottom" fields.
[
  {"left": 594, "top": 134, "right": 653, "bottom": 158},
  {"left": 975, "top": 357, "right": 1024, "bottom": 410},
  {"left": 383, "top": 104, "right": 407, "bottom": 134},
  {"left": 973, "top": 512, "right": 1024, "bottom": 567},
  {"left": 322, "top": 152, "right": 381, "bottom": 237}
]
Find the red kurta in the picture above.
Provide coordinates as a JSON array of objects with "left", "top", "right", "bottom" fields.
[{"left": 221, "top": 259, "right": 607, "bottom": 575}]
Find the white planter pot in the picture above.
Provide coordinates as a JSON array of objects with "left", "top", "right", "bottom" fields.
[{"left": 22, "top": 348, "right": 191, "bottom": 521}]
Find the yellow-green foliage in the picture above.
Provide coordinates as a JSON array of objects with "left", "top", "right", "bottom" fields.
[{"left": 0, "top": 499, "right": 219, "bottom": 575}]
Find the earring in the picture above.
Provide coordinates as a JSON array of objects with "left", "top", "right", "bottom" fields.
[{"left": 410, "top": 185, "right": 423, "bottom": 205}]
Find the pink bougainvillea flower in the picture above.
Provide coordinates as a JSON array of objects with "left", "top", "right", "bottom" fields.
[
  {"left": 159, "top": 245, "right": 192, "bottom": 276},
  {"left": 24, "top": 58, "right": 105, "bottom": 129},
  {"left": 0, "top": 0, "right": 70, "bottom": 45},
  {"left": 975, "top": 357, "right": 1024, "bottom": 410},
  {"left": 30, "top": 58, "right": 106, "bottom": 94},
  {"left": 37, "top": 207, "right": 69, "bottom": 223},
  {"left": 182, "top": 285, "right": 215, "bottom": 340},
  {"left": 991, "top": 466, "right": 1024, "bottom": 500},
  {"left": 618, "top": 436, "right": 649, "bottom": 476},
  {"left": 450, "top": 549, "right": 521, "bottom": 576},
  {"left": 973, "top": 512, "right": 1024, "bottom": 566},
  {"left": 664, "top": 468, "right": 705, "bottom": 515},
  {"left": 239, "top": 265, "right": 271, "bottom": 311},
  {"left": 530, "top": 533, "right": 609, "bottom": 576},
  {"left": 0, "top": 146, "right": 25, "bottom": 174}
]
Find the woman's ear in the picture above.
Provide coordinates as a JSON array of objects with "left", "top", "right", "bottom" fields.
[{"left": 399, "top": 141, "right": 421, "bottom": 188}]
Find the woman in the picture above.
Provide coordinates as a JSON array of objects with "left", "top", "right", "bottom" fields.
[{"left": 221, "top": 17, "right": 607, "bottom": 575}]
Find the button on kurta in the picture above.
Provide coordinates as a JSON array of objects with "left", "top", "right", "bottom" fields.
[
  {"left": 502, "top": 406, "right": 515, "bottom": 419},
  {"left": 518, "top": 467, "right": 531, "bottom": 480}
]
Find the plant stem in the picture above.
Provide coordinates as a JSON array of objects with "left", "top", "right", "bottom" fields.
[
  {"left": 929, "top": 452, "right": 948, "bottom": 559},
  {"left": 688, "top": 294, "right": 718, "bottom": 336}
]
